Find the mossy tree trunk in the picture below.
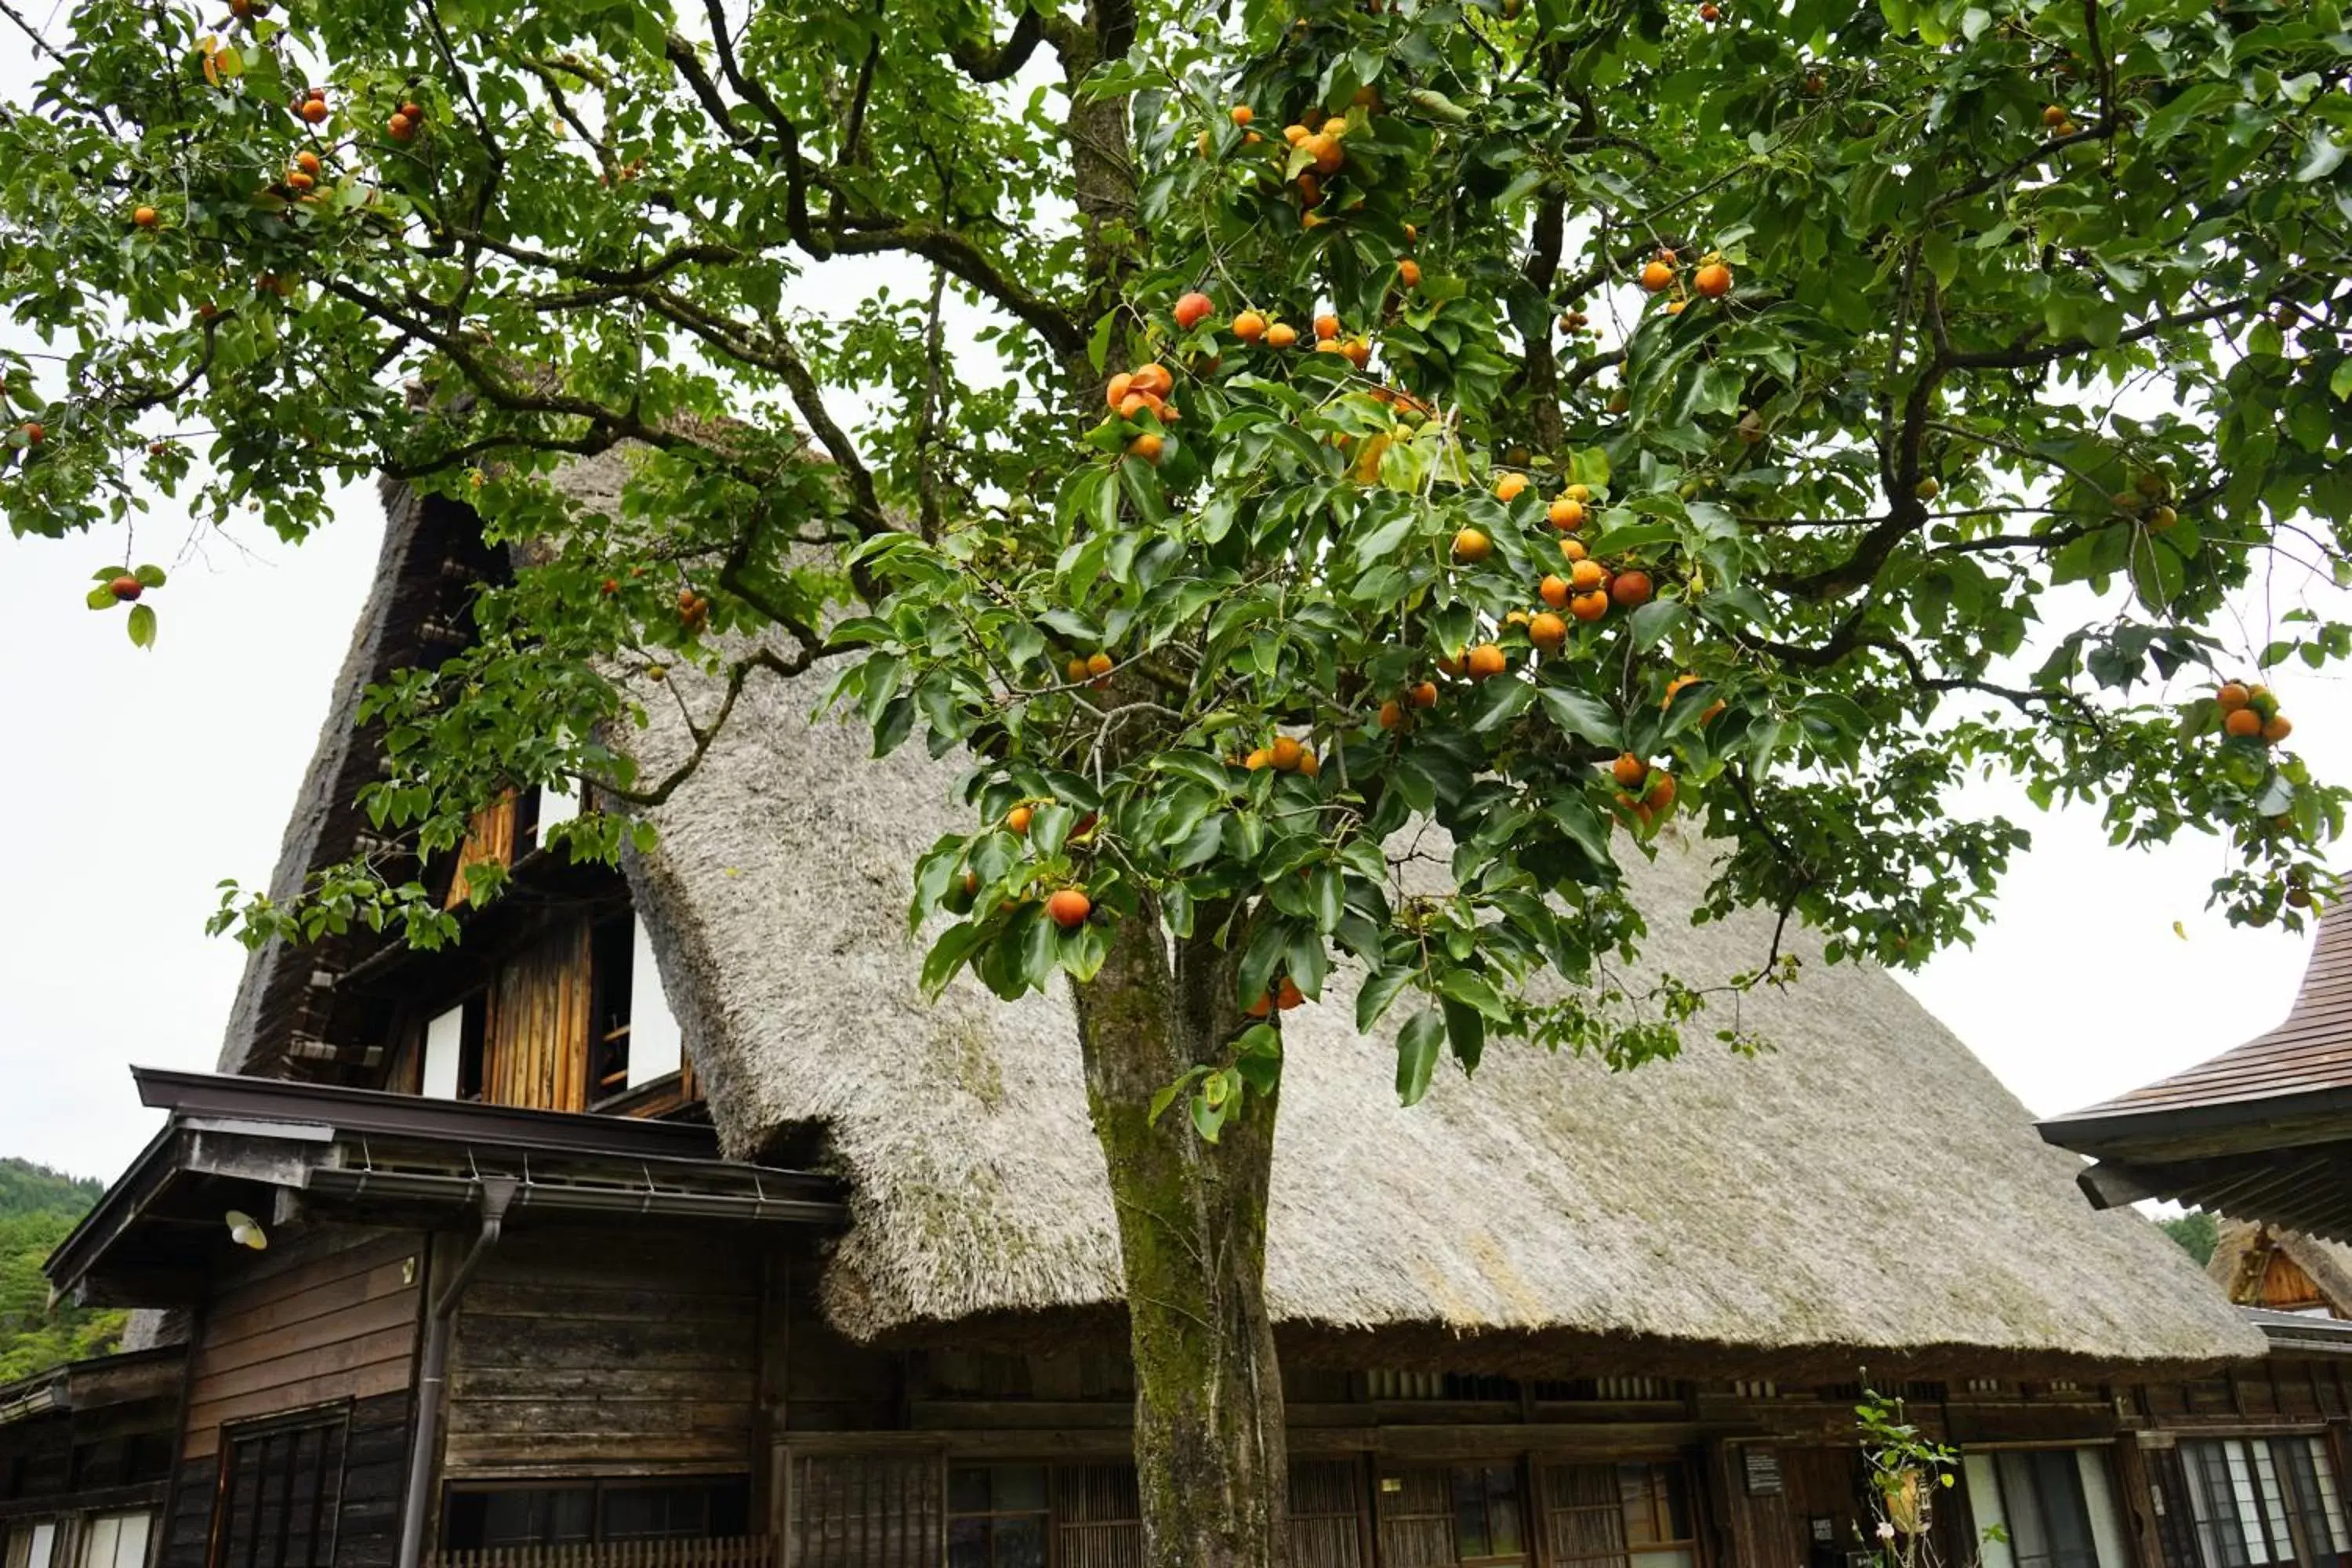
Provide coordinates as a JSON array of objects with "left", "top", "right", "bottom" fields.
[{"left": 1072, "top": 898, "right": 1290, "bottom": 1568}]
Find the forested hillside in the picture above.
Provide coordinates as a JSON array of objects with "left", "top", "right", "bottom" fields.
[{"left": 0, "top": 1159, "right": 123, "bottom": 1381}]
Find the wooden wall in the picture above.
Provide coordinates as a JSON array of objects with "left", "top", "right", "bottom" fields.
[
  {"left": 182, "top": 1229, "right": 424, "bottom": 1461},
  {"left": 445, "top": 1229, "right": 764, "bottom": 1475}
]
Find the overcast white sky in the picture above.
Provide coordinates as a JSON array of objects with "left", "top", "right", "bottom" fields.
[{"left": 0, "top": 43, "right": 2345, "bottom": 1189}]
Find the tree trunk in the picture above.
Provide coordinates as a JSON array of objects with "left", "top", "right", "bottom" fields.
[{"left": 1072, "top": 899, "right": 1290, "bottom": 1568}]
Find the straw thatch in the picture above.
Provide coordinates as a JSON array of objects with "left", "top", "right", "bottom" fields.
[
  {"left": 2209, "top": 1220, "right": 2352, "bottom": 1316},
  {"left": 220, "top": 452, "right": 2263, "bottom": 1378}
]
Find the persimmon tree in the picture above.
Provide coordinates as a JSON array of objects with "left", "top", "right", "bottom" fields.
[{"left": 5, "top": 0, "right": 2352, "bottom": 1558}]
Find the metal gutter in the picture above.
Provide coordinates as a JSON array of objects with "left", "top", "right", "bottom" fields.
[
  {"left": 303, "top": 1166, "right": 845, "bottom": 1226},
  {"left": 394, "top": 1178, "right": 515, "bottom": 1568}
]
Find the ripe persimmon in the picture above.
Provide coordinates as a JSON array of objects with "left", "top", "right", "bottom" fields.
[
  {"left": 1047, "top": 888, "right": 1093, "bottom": 928},
  {"left": 1693, "top": 262, "right": 1732, "bottom": 298},
  {"left": 1231, "top": 105, "right": 1254, "bottom": 125},
  {"left": 1232, "top": 310, "right": 1267, "bottom": 342},
  {"left": 1265, "top": 321, "right": 1298, "bottom": 347},
  {"left": 1245, "top": 747, "right": 1275, "bottom": 771},
  {"left": 1398, "top": 259, "right": 1421, "bottom": 288},
  {"left": 1569, "top": 558, "right": 1606, "bottom": 592},
  {"left": 299, "top": 95, "right": 330, "bottom": 123},
  {"left": 1301, "top": 132, "right": 1343, "bottom": 174},
  {"left": 1641, "top": 260, "right": 1675, "bottom": 292},
  {"left": 1174, "top": 290, "right": 1214, "bottom": 330},
  {"left": 1495, "top": 472, "right": 1529, "bottom": 503},
  {"left": 1283, "top": 123, "right": 1312, "bottom": 145},
  {"left": 1087, "top": 652, "right": 1114, "bottom": 680},
  {"left": 1453, "top": 527, "right": 1493, "bottom": 563},
  {"left": 1467, "top": 643, "right": 1508, "bottom": 680},
  {"left": 388, "top": 113, "right": 416, "bottom": 140},
  {"left": 1378, "top": 699, "right": 1405, "bottom": 731},
  {"left": 1410, "top": 681, "right": 1439, "bottom": 708},
  {"left": 1530, "top": 612, "right": 1568, "bottom": 651},
  {"left": 1105, "top": 372, "right": 1134, "bottom": 408},
  {"left": 2265, "top": 714, "right": 2294, "bottom": 743},
  {"left": 1548, "top": 496, "right": 1587, "bottom": 531},
  {"left": 1539, "top": 574, "right": 1570, "bottom": 609},
  {"left": 1314, "top": 313, "right": 1341, "bottom": 341},
  {"left": 1128, "top": 431, "right": 1166, "bottom": 463},
  {"left": 2225, "top": 708, "right": 2263, "bottom": 738},
  {"left": 1559, "top": 537, "right": 1588, "bottom": 563},
  {"left": 1613, "top": 753, "right": 1650, "bottom": 789},
  {"left": 1130, "top": 362, "right": 1173, "bottom": 396},
  {"left": 1570, "top": 589, "right": 1608, "bottom": 622},
  {"left": 1646, "top": 771, "right": 1677, "bottom": 811},
  {"left": 2216, "top": 683, "right": 2251, "bottom": 710},
  {"left": 1271, "top": 736, "right": 1305, "bottom": 771},
  {"left": 1611, "top": 570, "right": 1653, "bottom": 608},
  {"left": 1006, "top": 805, "right": 1034, "bottom": 835}
]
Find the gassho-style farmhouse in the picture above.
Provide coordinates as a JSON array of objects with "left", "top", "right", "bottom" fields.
[{"left": 6, "top": 461, "right": 2352, "bottom": 1568}]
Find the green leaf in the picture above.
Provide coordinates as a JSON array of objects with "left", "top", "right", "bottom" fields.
[
  {"left": 1628, "top": 600, "right": 1686, "bottom": 653},
  {"left": 132, "top": 564, "right": 166, "bottom": 588},
  {"left": 1357, "top": 963, "right": 1416, "bottom": 1032},
  {"left": 1540, "top": 686, "right": 1621, "bottom": 747},
  {"left": 125, "top": 603, "right": 156, "bottom": 648},
  {"left": 1436, "top": 967, "right": 1511, "bottom": 1022},
  {"left": 85, "top": 586, "right": 114, "bottom": 610},
  {"left": 1149, "top": 1067, "right": 1207, "bottom": 1127},
  {"left": 1440, "top": 996, "right": 1486, "bottom": 1073},
  {"left": 1395, "top": 1007, "right": 1444, "bottom": 1106}
]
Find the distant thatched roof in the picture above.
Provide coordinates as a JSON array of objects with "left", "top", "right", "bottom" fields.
[
  {"left": 2209, "top": 1219, "right": 2352, "bottom": 1316},
  {"left": 220, "top": 452, "right": 2263, "bottom": 1378}
]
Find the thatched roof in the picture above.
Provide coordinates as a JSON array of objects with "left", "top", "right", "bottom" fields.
[
  {"left": 2209, "top": 1219, "right": 2352, "bottom": 1316},
  {"left": 220, "top": 452, "right": 2263, "bottom": 1378}
]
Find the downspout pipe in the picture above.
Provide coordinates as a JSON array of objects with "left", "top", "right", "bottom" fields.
[{"left": 395, "top": 1176, "right": 517, "bottom": 1568}]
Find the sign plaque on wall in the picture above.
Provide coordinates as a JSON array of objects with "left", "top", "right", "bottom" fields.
[{"left": 1743, "top": 1446, "right": 1784, "bottom": 1496}]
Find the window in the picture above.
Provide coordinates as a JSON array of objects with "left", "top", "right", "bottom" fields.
[
  {"left": 1998, "top": 1450, "right": 2100, "bottom": 1568},
  {"left": 522, "top": 779, "right": 581, "bottom": 855},
  {"left": 1965, "top": 1448, "right": 2132, "bottom": 1568},
  {"left": 4, "top": 1523, "right": 56, "bottom": 1568},
  {"left": 2182, "top": 1437, "right": 2352, "bottom": 1568},
  {"left": 589, "top": 914, "right": 636, "bottom": 1098},
  {"left": 1452, "top": 1466, "right": 1526, "bottom": 1564},
  {"left": 586, "top": 913, "right": 684, "bottom": 1102},
  {"left": 421, "top": 996, "right": 487, "bottom": 1101},
  {"left": 213, "top": 1415, "right": 347, "bottom": 1568},
  {"left": 79, "top": 1514, "right": 153, "bottom": 1568},
  {"left": 947, "top": 1466, "right": 1048, "bottom": 1568},
  {"left": 442, "top": 1479, "right": 749, "bottom": 1551},
  {"left": 1619, "top": 1463, "right": 1697, "bottom": 1568}
]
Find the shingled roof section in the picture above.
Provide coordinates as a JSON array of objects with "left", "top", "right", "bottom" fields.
[{"left": 2040, "top": 892, "right": 2352, "bottom": 1242}]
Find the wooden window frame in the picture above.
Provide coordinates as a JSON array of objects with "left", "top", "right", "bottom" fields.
[
  {"left": 943, "top": 1464, "right": 1053, "bottom": 1568},
  {"left": 1450, "top": 1462, "right": 1530, "bottom": 1567},
  {"left": 439, "top": 1475, "right": 753, "bottom": 1552},
  {"left": 205, "top": 1404, "right": 351, "bottom": 1568},
  {"left": 1990, "top": 1448, "right": 2104, "bottom": 1568},
  {"left": 1617, "top": 1458, "right": 1701, "bottom": 1566},
  {"left": 2180, "top": 1436, "right": 2352, "bottom": 1568}
]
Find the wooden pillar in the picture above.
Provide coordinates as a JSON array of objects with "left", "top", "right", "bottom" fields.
[{"left": 2108, "top": 1434, "right": 2172, "bottom": 1568}]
